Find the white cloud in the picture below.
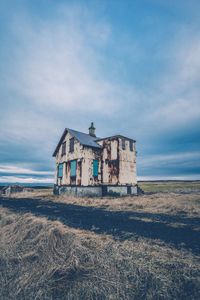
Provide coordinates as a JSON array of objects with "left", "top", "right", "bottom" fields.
[
  {"left": 0, "top": 165, "right": 54, "bottom": 176},
  {"left": 0, "top": 176, "right": 54, "bottom": 183},
  {"left": 177, "top": 37, "right": 200, "bottom": 84},
  {"left": 139, "top": 151, "right": 200, "bottom": 167},
  {"left": 145, "top": 33, "right": 200, "bottom": 130},
  {"left": 1, "top": 2, "right": 200, "bottom": 181},
  {"left": 7, "top": 7, "right": 127, "bottom": 115},
  {"left": 151, "top": 97, "right": 200, "bottom": 128}
]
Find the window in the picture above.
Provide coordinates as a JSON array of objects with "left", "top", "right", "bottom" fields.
[
  {"left": 70, "top": 160, "right": 77, "bottom": 177},
  {"left": 122, "top": 138, "right": 126, "bottom": 150},
  {"left": 61, "top": 141, "right": 66, "bottom": 156},
  {"left": 57, "top": 163, "right": 63, "bottom": 178},
  {"left": 93, "top": 160, "right": 99, "bottom": 177},
  {"left": 69, "top": 138, "right": 74, "bottom": 153},
  {"left": 130, "top": 141, "right": 134, "bottom": 152}
]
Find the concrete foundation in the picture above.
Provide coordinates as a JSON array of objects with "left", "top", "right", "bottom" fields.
[{"left": 54, "top": 185, "right": 138, "bottom": 197}]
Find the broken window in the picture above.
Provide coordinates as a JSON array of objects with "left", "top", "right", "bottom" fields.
[
  {"left": 122, "top": 138, "right": 126, "bottom": 150},
  {"left": 69, "top": 138, "right": 74, "bottom": 153},
  {"left": 70, "top": 160, "right": 77, "bottom": 177},
  {"left": 93, "top": 160, "right": 99, "bottom": 177},
  {"left": 61, "top": 141, "right": 66, "bottom": 156},
  {"left": 130, "top": 141, "right": 134, "bottom": 152},
  {"left": 57, "top": 163, "right": 63, "bottom": 178}
]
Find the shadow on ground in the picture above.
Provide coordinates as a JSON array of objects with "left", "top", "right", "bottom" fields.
[{"left": 0, "top": 197, "right": 200, "bottom": 254}]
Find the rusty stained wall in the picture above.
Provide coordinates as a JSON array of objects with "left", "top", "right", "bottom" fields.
[
  {"left": 98, "top": 137, "right": 137, "bottom": 185},
  {"left": 55, "top": 131, "right": 137, "bottom": 187},
  {"left": 55, "top": 131, "right": 101, "bottom": 186},
  {"left": 98, "top": 138, "right": 119, "bottom": 184},
  {"left": 118, "top": 139, "right": 137, "bottom": 185}
]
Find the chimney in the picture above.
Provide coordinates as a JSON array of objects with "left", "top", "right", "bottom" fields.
[{"left": 89, "top": 122, "right": 96, "bottom": 137}]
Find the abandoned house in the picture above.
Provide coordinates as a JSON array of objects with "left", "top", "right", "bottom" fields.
[{"left": 53, "top": 123, "right": 137, "bottom": 196}]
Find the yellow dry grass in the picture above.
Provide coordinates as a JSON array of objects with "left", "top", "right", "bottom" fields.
[
  {"left": 1, "top": 182, "right": 200, "bottom": 299},
  {"left": 56, "top": 192, "right": 200, "bottom": 216}
]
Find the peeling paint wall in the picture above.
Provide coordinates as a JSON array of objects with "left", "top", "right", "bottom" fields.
[
  {"left": 98, "top": 137, "right": 137, "bottom": 185},
  {"left": 55, "top": 131, "right": 101, "bottom": 186},
  {"left": 118, "top": 138, "right": 137, "bottom": 185},
  {"left": 98, "top": 139, "right": 119, "bottom": 184},
  {"left": 55, "top": 132, "right": 137, "bottom": 187}
]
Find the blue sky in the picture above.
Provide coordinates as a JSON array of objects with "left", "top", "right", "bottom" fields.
[{"left": 0, "top": 0, "right": 200, "bottom": 183}]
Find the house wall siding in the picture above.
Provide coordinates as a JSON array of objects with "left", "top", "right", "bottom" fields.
[
  {"left": 98, "top": 137, "right": 137, "bottom": 185},
  {"left": 118, "top": 139, "right": 137, "bottom": 185},
  {"left": 55, "top": 131, "right": 102, "bottom": 186},
  {"left": 55, "top": 131, "right": 137, "bottom": 187},
  {"left": 98, "top": 139, "right": 119, "bottom": 184}
]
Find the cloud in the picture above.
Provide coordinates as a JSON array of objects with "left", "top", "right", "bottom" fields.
[
  {"left": 0, "top": 176, "right": 54, "bottom": 184},
  {"left": 138, "top": 151, "right": 200, "bottom": 178},
  {"left": 0, "top": 1, "right": 200, "bottom": 181},
  {"left": 138, "top": 31, "right": 200, "bottom": 138},
  {"left": 139, "top": 152, "right": 200, "bottom": 167},
  {"left": 5, "top": 6, "right": 127, "bottom": 114},
  {"left": 0, "top": 165, "right": 54, "bottom": 176},
  {"left": 151, "top": 97, "right": 200, "bottom": 129},
  {"left": 0, "top": 1, "right": 141, "bottom": 174}
]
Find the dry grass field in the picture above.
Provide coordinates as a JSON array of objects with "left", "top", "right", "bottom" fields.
[{"left": 0, "top": 182, "right": 200, "bottom": 299}]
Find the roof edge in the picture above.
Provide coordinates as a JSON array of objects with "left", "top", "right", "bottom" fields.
[
  {"left": 53, "top": 131, "right": 136, "bottom": 157},
  {"left": 96, "top": 135, "right": 136, "bottom": 142},
  {"left": 52, "top": 128, "right": 102, "bottom": 157},
  {"left": 52, "top": 128, "right": 68, "bottom": 157}
]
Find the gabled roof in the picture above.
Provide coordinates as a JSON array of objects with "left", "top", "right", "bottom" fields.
[
  {"left": 52, "top": 128, "right": 102, "bottom": 157},
  {"left": 96, "top": 135, "right": 136, "bottom": 142}
]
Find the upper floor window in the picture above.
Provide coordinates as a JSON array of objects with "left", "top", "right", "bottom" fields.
[
  {"left": 93, "top": 160, "right": 99, "bottom": 177},
  {"left": 69, "top": 138, "right": 74, "bottom": 153},
  {"left": 122, "top": 138, "right": 126, "bottom": 150},
  {"left": 130, "top": 141, "right": 134, "bottom": 152},
  {"left": 57, "top": 163, "right": 63, "bottom": 178},
  {"left": 61, "top": 141, "right": 66, "bottom": 156}
]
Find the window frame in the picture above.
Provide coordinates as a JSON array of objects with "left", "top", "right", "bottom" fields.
[
  {"left": 69, "top": 137, "right": 75, "bottom": 153},
  {"left": 93, "top": 159, "right": 99, "bottom": 177},
  {"left": 57, "top": 163, "right": 64, "bottom": 178},
  {"left": 70, "top": 160, "right": 77, "bottom": 178},
  {"left": 61, "top": 141, "right": 66, "bottom": 156},
  {"left": 122, "top": 138, "right": 126, "bottom": 150},
  {"left": 130, "top": 140, "right": 134, "bottom": 152}
]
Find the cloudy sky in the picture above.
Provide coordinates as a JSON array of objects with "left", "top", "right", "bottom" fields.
[{"left": 0, "top": 0, "right": 200, "bottom": 183}]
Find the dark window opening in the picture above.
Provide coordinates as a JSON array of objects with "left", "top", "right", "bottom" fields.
[
  {"left": 61, "top": 141, "right": 66, "bottom": 156},
  {"left": 127, "top": 186, "right": 131, "bottom": 194},
  {"left": 122, "top": 138, "right": 126, "bottom": 150},
  {"left": 130, "top": 141, "right": 133, "bottom": 152},
  {"left": 69, "top": 138, "right": 74, "bottom": 153}
]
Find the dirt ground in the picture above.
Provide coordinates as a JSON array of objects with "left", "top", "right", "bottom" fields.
[{"left": 0, "top": 182, "right": 200, "bottom": 299}]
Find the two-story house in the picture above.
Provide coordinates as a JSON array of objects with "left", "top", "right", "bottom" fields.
[{"left": 53, "top": 123, "right": 137, "bottom": 196}]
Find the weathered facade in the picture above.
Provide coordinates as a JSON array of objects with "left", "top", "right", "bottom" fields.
[{"left": 53, "top": 123, "right": 137, "bottom": 196}]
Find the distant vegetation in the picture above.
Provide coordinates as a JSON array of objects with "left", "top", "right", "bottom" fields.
[{"left": 139, "top": 180, "right": 200, "bottom": 193}]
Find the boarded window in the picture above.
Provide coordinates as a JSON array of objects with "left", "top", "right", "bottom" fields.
[
  {"left": 122, "top": 138, "right": 126, "bottom": 150},
  {"left": 130, "top": 141, "right": 134, "bottom": 152},
  {"left": 93, "top": 160, "right": 99, "bottom": 177},
  {"left": 69, "top": 138, "right": 74, "bottom": 153},
  {"left": 57, "top": 163, "right": 63, "bottom": 178},
  {"left": 62, "top": 141, "right": 66, "bottom": 156},
  {"left": 70, "top": 160, "right": 77, "bottom": 177}
]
